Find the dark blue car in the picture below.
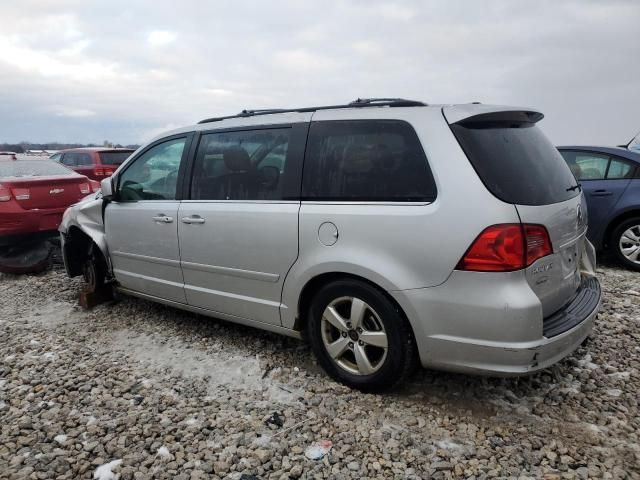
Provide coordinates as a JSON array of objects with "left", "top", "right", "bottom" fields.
[{"left": 559, "top": 146, "right": 640, "bottom": 270}]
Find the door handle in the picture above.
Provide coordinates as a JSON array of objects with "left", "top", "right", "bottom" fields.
[
  {"left": 181, "top": 215, "right": 205, "bottom": 224},
  {"left": 152, "top": 214, "right": 174, "bottom": 223},
  {"left": 591, "top": 190, "right": 613, "bottom": 197}
]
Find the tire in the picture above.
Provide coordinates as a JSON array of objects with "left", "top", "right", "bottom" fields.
[
  {"left": 307, "top": 279, "right": 416, "bottom": 392},
  {"left": 82, "top": 244, "right": 106, "bottom": 293},
  {"left": 611, "top": 217, "right": 640, "bottom": 271}
]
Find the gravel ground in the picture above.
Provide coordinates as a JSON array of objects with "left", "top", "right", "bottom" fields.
[{"left": 0, "top": 260, "right": 638, "bottom": 479}]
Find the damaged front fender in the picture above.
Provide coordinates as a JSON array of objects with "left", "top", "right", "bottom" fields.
[{"left": 59, "top": 193, "right": 110, "bottom": 277}]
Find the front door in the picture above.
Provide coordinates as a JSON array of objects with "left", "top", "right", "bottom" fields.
[
  {"left": 178, "top": 123, "right": 307, "bottom": 325},
  {"left": 105, "top": 135, "right": 192, "bottom": 303}
]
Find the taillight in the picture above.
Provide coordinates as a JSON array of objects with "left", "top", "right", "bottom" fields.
[
  {"left": 11, "top": 187, "right": 30, "bottom": 200},
  {"left": 0, "top": 184, "right": 11, "bottom": 201},
  {"left": 90, "top": 180, "right": 100, "bottom": 192},
  {"left": 457, "top": 223, "right": 552, "bottom": 272},
  {"left": 104, "top": 168, "right": 114, "bottom": 176},
  {"left": 94, "top": 167, "right": 104, "bottom": 176},
  {"left": 79, "top": 183, "right": 91, "bottom": 194}
]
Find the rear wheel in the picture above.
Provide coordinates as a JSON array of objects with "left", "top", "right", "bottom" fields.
[
  {"left": 307, "top": 279, "right": 415, "bottom": 392},
  {"left": 612, "top": 217, "right": 640, "bottom": 271}
]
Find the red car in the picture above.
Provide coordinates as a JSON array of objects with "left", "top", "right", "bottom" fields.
[
  {"left": 0, "top": 158, "right": 99, "bottom": 244},
  {"left": 50, "top": 147, "right": 134, "bottom": 180}
]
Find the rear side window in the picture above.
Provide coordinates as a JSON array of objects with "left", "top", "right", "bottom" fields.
[
  {"left": 451, "top": 121, "right": 579, "bottom": 205},
  {"left": 100, "top": 151, "right": 132, "bottom": 166},
  {"left": 560, "top": 150, "right": 637, "bottom": 180},
  {"left": 191, "top": 128, "right": 292, "bottom": 201},
  {"left": 302, "top": 120, "right": 436, "bottom": 202}
]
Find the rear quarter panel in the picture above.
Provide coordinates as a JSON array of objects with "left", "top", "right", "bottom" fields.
[{"left": 280, "top": 107, "right": 521, "bottom": 329}]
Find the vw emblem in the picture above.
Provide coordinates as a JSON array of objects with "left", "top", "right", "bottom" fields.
[{"left": 576, "top": 204, "right": 584, "bottom": 227}]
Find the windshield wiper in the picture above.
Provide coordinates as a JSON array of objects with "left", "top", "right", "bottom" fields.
[{"left": 566, "top": 183, "right": 582, "bottom": 192}]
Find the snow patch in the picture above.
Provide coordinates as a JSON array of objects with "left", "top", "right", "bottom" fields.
[
  {"left": 54, "top": 434, "right": 67, "bottom": 444},
  {"left": 109, "top": 331, "right": 301, "bottom": 404},
  {"left": 156, "top": 446, "right": 172, "bottom": 459},
  {"left": 93, "top": 459, "right": 122, "bottom": 480}
]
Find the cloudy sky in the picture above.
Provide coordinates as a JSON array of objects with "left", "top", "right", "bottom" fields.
[{"left": 0, "top": 0, "right": 638, "bottom": 146}]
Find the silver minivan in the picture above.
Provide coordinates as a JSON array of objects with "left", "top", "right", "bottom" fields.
[{"left": 60, "top": 98, "right": 601, "bottom": 391}]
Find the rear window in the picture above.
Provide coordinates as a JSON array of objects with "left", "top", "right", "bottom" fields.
[
  {"left": 100, "top": 151, "right": 132, "bottom": 165},
  {"left": 302, "top": 120, "right": 436, "bottom": 202},
  {"left": 451, "top": 120, "right": 579, "bottom": 205},
  {"left": 0, "top": 160, "right": 75, "bottom": 178}
]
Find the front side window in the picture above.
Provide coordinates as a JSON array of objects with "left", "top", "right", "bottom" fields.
[
  {"left": 302, "top": 120, "right": 436, "bottom": 202},
  {"left": 117, "top": 137, "right": 186, "bottom": 201},
  {"left": 191, "top": 128, "right": 291, "bottom": 200},
  {"left": 61, "top": 152, "right": 92, "bottom": 167}
]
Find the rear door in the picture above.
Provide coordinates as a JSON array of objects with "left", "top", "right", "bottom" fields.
[
  {"left": 178, "top": 122, "right": 307, "bottom": 325},
  {"left": 560, "top": 150, "right": 634, "bottom": 244},
  {"left": 105, "top": 134, "right": 192, "bottom": 302},
  {"left": 445, "top": 107, "right": 586, "bottom": 317}
]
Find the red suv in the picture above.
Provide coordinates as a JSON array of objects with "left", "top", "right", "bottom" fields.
[{"left": 50, "top": 148, "right": 134, "bottom": 180}]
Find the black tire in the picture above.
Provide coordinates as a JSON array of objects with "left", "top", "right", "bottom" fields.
[
  {"left": 307, "top": 279, "right": 416, "bottom": 392},
  {"left": 82, "top": 244, "right": 106, "bottom": 293},
  {"left": 611, "top": 217, "right": 640, "bottom": 271}
]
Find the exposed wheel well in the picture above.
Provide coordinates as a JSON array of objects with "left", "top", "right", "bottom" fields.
[
  {"left": 295, "top": 272, "right": 415, "bottom": 342},
  {"left": 604, "top": 210, "right": 640, "bottom": 248},
  {"left": 63, "top": 227, "right": 95, "bottom": 277}
]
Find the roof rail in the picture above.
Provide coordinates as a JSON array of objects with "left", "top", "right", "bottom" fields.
[{"left": 198, "top": 98, "right": 427, "bottom": 124}]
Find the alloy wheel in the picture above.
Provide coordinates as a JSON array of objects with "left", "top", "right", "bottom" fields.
[{"left": 320, "top": 296, "right": 388, "bottom": 376}]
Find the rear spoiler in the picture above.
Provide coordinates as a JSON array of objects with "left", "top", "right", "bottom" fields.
[{"left": 443, "top": 104, "right": 544, "bottom": 125}]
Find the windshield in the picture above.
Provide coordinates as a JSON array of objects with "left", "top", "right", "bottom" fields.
[{"left": 0, "top": 160, "right": 76, "bottom": 178}]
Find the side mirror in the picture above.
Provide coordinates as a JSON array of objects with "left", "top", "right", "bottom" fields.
[{"left": 101, "top": 177, "right": 114, "bottom": 199}]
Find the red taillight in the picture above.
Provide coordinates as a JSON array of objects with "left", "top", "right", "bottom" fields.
[
  {"left": 0, "top": 184, "right": 11, "bottom": 202},
  {"left": 11, "top": 187, "right": 30, "bottom": 200},
  {"left": 103, "top": 168, "right": 114, "bottom": 176},
  {"left": 94, "top": 167, "right": 104, "bottom": 176},
  {"left": 79, "top": 183, "right": 91, "bottom": 194},
  {"left": 457, "top": 223, "right": 552, "bottom": 272}
]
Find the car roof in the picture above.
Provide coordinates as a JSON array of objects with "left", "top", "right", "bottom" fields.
[
  {"left": 150, "top": 100, "right": 539, "bottom": 144},
  {"left": 557, "top": 145, "right": 640, "bottom": 163},
  {"left": 60, "top": 147, "right": 135, "bottom": 153}
]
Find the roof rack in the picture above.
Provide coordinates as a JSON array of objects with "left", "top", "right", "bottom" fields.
[{"left": 198, "top": 98, "right": 426, "bottom": 124}]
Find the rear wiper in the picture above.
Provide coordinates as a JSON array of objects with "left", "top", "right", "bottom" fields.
[{"left": 566, "top": 183, "right": 582, "bottom": 192}]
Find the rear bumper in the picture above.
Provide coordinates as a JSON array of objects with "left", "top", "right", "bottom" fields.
[
  {"left": 392, "top": 271, "right": 601, "bottom": 376},
  {"left": 0, "top": 207, "right": 67, "bottom": 241}
]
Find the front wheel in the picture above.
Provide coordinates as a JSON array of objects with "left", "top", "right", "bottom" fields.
[
  {"left": 82, "top": 245, "right": 106, "bottom": 293},
  {"left": 307, "top": 279, "right": 416, "bottom": 392},
  {"left": 612, "top": 218, "right": 640, "bottom": 271}
]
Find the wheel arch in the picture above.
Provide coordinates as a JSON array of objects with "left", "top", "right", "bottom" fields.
[
  {"left": 293, "top": 271, "right": 416, "bottom": 343},
  {"left": 62, "top": 225, "right": 109, "bottom": 277},
  {"left": 604, "top": 209, "right": 640, "bottom": 248}
]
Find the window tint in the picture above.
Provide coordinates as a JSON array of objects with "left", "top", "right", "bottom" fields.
[
  {"left": 560, "top": 151, "right": 608, "bottom": 180},
  {"left": 0, "top": 160, "right": 75, "bottom": 178},
  {"left": 451, "top": 122, "right": 579, "bottom": 205},
  {"left": 607, "top": 158, "right": 634, "bottom": 179},
  {"left": 117, "top": 138, "right": 186, "bottom": 201},
  {"left": 191, "top": 128, "right": 291, "bottom": 200},
  {"left": 61, "top": 152, "right": 92, "bottom": 167},
  {"left": 100, "top": 151, "right": 133, "bottom": 166},
  {"left": 302, "top": 120, "right": 436, "bottom": 202}
]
